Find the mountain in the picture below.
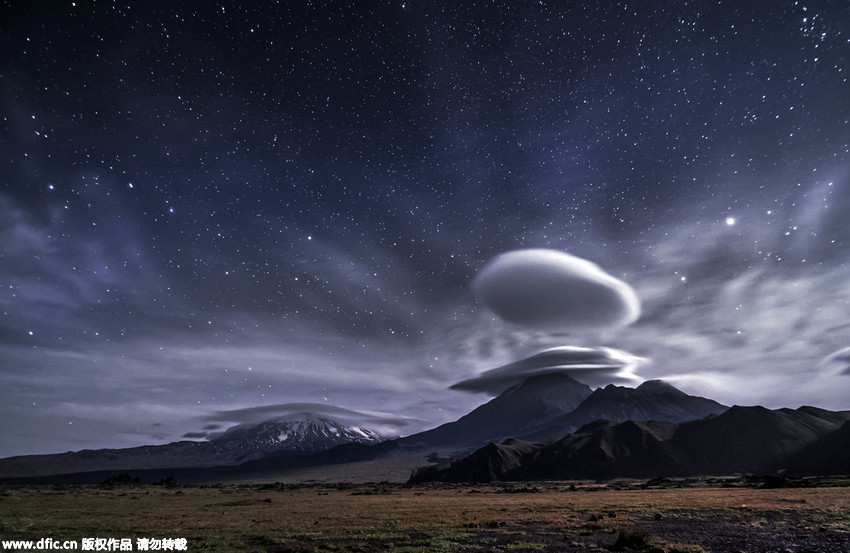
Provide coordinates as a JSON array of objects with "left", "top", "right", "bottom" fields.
[
  {"left": 409, "top": 438, "right": 540, "bottom": 483},
  {"left": 787, "top": 419, "right": 850, "bottom": 475},
  {"left": 5, "top": 375, "right": 848, "bottom": 484},
  {"left": 410, "top": 420, "right": 681, "bottom": 482},
  {"left": 398, "top": 373, "right": 592, "bottom": 451},
  {"left": 397, "top": 376, "right": 725, "bottom": 455},
  {"left": 528, "top": 419, "right": 682, "bottom": 480},
  {"left": 210, "top": 417, "right": 383, "bottom": 457},
  {"left": 0, "top": 416, "right": 384, "bottom": 479},
  {"left": 668, "top": 405, "right": 850, "bottom": 475},
  {"left": 520, "top": 380, "right": 727, "bottom": 441},
  {"left": 411, "top": 406, "right": 850, "bottom": 482}
]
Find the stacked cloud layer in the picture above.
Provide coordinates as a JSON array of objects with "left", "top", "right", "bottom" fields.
[
  {"left": 451, "top": 345, "right": 647, "bottom": 395},
  {"left": 455, "top": 248, "right": 646, "bottom": 393}
]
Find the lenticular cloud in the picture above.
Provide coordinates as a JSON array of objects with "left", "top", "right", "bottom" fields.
[
  {"left": 473, "top": 249, "right": 640, "bottom": 331},
  {"left": 450, "top": 345, "right": 647, "bottom": 395}
]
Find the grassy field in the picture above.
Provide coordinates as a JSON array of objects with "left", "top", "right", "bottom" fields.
[{"left": 1, "top": 480, "right": 849, "bottom": 552}]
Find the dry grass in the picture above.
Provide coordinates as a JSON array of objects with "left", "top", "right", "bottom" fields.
[{"left": 1, "top": 482, "right": 848, "bottom": 552}]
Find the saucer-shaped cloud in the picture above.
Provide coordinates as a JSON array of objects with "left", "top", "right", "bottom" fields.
[
  {"left": 473, "top": 249, "right": 640, "bottom": 331},
  {"left": 450, "top": 345, "right": 648, "bottom": 395},
  {"left": 198, "top": 403, "right": 418, "bottom": 438}
]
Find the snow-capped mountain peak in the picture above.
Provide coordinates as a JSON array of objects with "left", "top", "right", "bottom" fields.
[{"left": 211, "top": 416, "right": 384, "bottom": 456}]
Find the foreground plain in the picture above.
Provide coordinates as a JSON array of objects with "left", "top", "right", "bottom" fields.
[{"left": 1, "top": 480, "right": 849, "bottom": 552}]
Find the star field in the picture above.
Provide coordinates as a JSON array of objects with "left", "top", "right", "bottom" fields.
[{"left": 1, "top": 1, "right": 848, "bottom": 456}]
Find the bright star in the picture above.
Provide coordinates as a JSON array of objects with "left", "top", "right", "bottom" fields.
[{"left": 726, "top": 217, "right": 736, "bottom": 226}]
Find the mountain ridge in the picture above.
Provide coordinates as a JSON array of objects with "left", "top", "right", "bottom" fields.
[
  {"left": 0, "top": 415, "right": 384, "bottom": 478},
  {"left": 411, "top": 405, "right": 850, "bottom": 483},
  {"left": 397, "top": 373, "right": 592, "bottom": 451},
  {"left": 3, "top": 376, "right": 849, "bottom": 483},
  {"left": 519, "top": 378, "right": 727, "bottom": 442}
]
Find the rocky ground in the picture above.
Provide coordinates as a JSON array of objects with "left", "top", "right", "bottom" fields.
[{"left": 1, "top": 477, "right": 848, "bottom": 552}]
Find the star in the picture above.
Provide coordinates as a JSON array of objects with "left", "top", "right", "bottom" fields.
[{"left": 0, "top": 0, "right": 847, "bottom": 458}]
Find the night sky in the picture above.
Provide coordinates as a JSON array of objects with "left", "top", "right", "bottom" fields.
[{"left": 2, "top": 1, "right": 849, "bottom": 458}]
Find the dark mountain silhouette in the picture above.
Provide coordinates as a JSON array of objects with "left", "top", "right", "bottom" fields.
[
  {"left": 398, "top": 373, "right": 592, "bottom": 451},
  {"left": 409, "top": 438, "right": 539, "bottom": 483},
  {"left": 787, "top": 420, "right": 850, "bottom": 475},
  {"left": 0, "top": 440, "right": 403, "bottom": 486},
  {"left": 4, "top": 375, "right": 849, "bottom": 484},
  {"left": 0, "top": 374, "right": 594, "bottom": 480},
  {"left": 0, "top": 416, "right": 384, "bottom": 479},
  {"left": 527, "top": 419, "right": 682, "bottom": 480},
  {"left": 520, "top": 379, "right": 727, "bottom": 441},
  {"left": 669, "top": 405, "right": 850, "bottom": 475},
  {"left": 411, "top": 405, "right": 850, "bottom": 482},
  {"left": 410, "top": 420, "right": 680, "bottom": 482}
]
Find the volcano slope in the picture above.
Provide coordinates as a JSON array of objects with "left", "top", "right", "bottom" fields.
[{"left": 411, "top": 405, "right": 850, "bottom": 483}]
